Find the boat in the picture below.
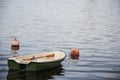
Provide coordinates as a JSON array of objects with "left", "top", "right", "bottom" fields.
[{"left": 8, "top": 51, "right": 66, "bottom": 71}]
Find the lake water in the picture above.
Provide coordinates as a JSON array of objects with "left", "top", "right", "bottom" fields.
[{"left": 0, "top": 0, "right": 120, "bottom": 80}]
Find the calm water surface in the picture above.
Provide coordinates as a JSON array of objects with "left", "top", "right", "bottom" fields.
[{"left": 0, "top": 0, "right": 120, "bottom": 80}]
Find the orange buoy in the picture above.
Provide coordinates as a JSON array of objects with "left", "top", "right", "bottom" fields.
[
  {"left": 70, "top": 48, "right": 80, "bottom": 59},
  {"left": 11, "top": 38, "right": 20, "bottom": 50}
]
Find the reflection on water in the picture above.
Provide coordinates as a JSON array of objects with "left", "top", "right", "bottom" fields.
[
  {"left": 70, "top": 55, "right": 79, "bottom": 60},
  {"left": 7, "top": 65, "right": 64, "bottom": 80},
  {"left": 11, "top": 50, "right": 18, "bottom": 56}
]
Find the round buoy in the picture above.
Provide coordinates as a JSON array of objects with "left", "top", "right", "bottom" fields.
[
  {"left": 70, "top": 48, "right": 80, "bottom": 59},
  {"left": 11, "top": 38, "right": 20, "bottom": 50}
]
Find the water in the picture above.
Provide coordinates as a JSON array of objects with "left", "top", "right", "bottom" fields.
[{"left": 0, "top": 0, "right": 120, "bottom": 80}]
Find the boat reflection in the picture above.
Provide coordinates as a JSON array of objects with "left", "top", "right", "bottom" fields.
[{"left": 7, "top": 64, "right": 64, "bottom": 80}]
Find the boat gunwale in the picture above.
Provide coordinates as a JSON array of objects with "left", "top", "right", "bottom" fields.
[{"left": 8, "top": 51, "right": 66, "bottom": 64}]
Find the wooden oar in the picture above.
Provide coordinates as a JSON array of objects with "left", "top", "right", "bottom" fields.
[{"left": 22, "top": 53, "right": 55, "bottom": 60}]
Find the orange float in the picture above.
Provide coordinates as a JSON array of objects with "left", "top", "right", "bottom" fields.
[
  {"left": 11, "top": 38, "right": 20, "bottom": 50},
  {"left": 70, "top": 48, "right": 80, "bottom": 59}
]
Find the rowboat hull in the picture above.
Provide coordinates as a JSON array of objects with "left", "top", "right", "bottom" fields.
[
  {"left": 8, "top": 59, "right": 63, "bottom": 71},
  {"left": 8, "top": 51, "right": 65, "bottom": 71},
  {"left": 7, "top": 64, "right": 63, "bottom": 80}
]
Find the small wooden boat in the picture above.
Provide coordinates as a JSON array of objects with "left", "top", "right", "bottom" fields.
[{"left": 8, "top": 51, "right": 66, "bottom": 71}]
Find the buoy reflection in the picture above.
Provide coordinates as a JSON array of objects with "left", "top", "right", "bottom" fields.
[{"left": 70, "top": 55, "right": 79, "bottom": 60}]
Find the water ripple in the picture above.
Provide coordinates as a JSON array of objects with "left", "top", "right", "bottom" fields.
[{"left": 0, "top": 0, "right": 120, "bottom": 80}]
